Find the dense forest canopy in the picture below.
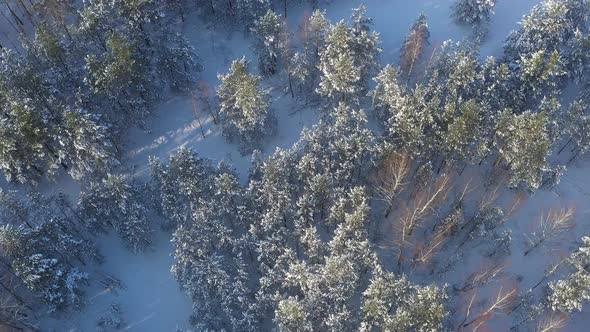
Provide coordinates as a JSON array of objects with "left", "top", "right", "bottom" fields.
[{"left": 0, "top": 0, "right": 590, "bottom": 331}]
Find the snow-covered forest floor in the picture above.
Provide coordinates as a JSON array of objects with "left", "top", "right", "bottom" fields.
[{"left": 6, "top": 0, "right": 590, "bottom": 331}]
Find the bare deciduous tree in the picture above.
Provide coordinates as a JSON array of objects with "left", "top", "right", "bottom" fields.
[
  {"left": 373, "top": 151, "right": 411, "bottom": 218},
  {"left": 415, "top": 207, "right": 462, "bottom": 265},
  {"left": 462, "top": 285, "right": 519, "bottom": 330},
  {"left": 459, "top": 263, "right": 506, "bottom": 292},
  {"left": 536, "top": 312, "right": 567, "bottom": 332},
  {"left": 396, "top": 174, "right": 452, "bottom": 269},
  {"left": 525, "top": 207, "right": 575, "bottom": 256}
]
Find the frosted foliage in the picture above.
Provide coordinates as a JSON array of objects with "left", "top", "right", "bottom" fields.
[
  {"left": 548, "top": 237, "right": 590, "bottom": 312},
  {"left": 453, "top": 0, "right": 496, "bottom": 24}
]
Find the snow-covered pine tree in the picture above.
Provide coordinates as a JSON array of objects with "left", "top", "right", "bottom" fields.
[
  {"left": 400, "top": 14, "right": 430, "bottom": 77},
  {"left": 372, "top": 65, "right": 407, "bottom": 122},
  {"left": 78, "top": 174, "right": 153, "bottom": 253},
  {"left": 317, "top": 21, "right": 361, "bottom": 102},
  {"left": 317, "top": 6, "right": 380, "bottom": 103},
  {"left": 85, "top": 31, "right": 155, "bottom": 128},
  {"left": 452, "top": 0, "right": 496, "bottom": 25},
  {"left": 149, "top": 148, "right": 216, "bottom": 229},
  {"left": 237, "top": 0, "right": 270, "bottom": 31},
  {"left": 58, "top": 109, "right": 118, "bottom": 181},
  {"left": 517, "top": 49, "right": 566, "bottom": 102},
  {"left": 0, "top": 189, "right": 31, "bottom": 228},
  {"left": 14, "top": 253, "right": 87, "bottom": 312},
  {"left": 443, "top": 99, "right": 488, "bottom": 166},
  {"left": 217, "top": 58, "right": 275, "bottom": 153},
  {"left": 0, "top": 99, "right": 55, "bottom": 184},
  {"left": 252, "top": 9, "right": 285, "bottom": 76},
  {"left": 0, "top": 224, "right": 89, "bottom": 312},
  {"left": 372, "top": 72, "right": 435, "bottom": 157},
  {"left": 293, "top": 9, "right": 331, "bottom": 96},
  {"left": 360, "top": 265, "right": 448, "bottom": 331},
  {"left": 156, "top": 33, "right": 202, "bottom": 93},
  {"left": 562, "top": 100, "right": 590, "bottom": 162},
  {"left": 171, "top": 164, "right": 258, "bottom": 331},
  {"left": 548, "top": 236, "right": 590, "bottom": 312},
  {"left": 494, "top": 110, "right": 551, "bottom": 189}
]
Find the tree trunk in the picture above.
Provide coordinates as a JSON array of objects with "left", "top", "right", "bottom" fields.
[{"left": 558, "top": 137, "right": 572, "bottom": 154}]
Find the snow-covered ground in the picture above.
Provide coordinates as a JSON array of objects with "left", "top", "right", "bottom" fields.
[{"left": 31, "top": 0, "right": 590, "bottom": 330}]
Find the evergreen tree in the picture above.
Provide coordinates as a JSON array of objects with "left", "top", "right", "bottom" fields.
[
  {"left": 78, "top": 174, "right": 152, "bottom": 253},
  {"left": 252, "top": 9, "right": 285, "bottom": 76},
  {"left": 317, "top": 6, "right": 380, "bottom": 103},
  {"left": 156, "top": 33, "right": 202, "bottom": 93},
  {"left": 360, "top": 265, "right": 448, "bottom": 331},
  {"left": 0, "top": 99, "right": 55, "bottom": 184},
  {"left": 85, "top": 31, "right": 155, "bottom": 127},
  {"left": 58, "top": 109, "right": 118, "bottom": 181},
  {"left": 149, "top": 148, "right": 216, "bottom": 229},
  {"left": 372, "top": 65, "right": 408, "bottom": 122},
  {"left": 562, "top": 100, "right": 590, "bottom": 161},
  {"left": 400, "top": 14, "right": 430, "bottom": 77},
  {"left": 494, "top": 110, "right": 551, "bottom": 189},
  {"left": 452, "top": 0, "right": 496, "bottom": 25},
  {"left": 443, "top": 99, "right": 489, "bottom": 165},
  {"left": 237, "top": 0, "right": 271, "bottom": 30},
  {"left": 296, "top": 9, "right": 331, "bottom": 94},
  {"left": 0, "top": 224, "right": 89, "bottom": 312},
  {"left": 548, "top": 236, "right": 590, "bottom": 312},
  {"left": 217, "top": 58, "right": 275, "bottom": 153},
  {"left": 517, "top": 49, "right": 566, "bottom": 101}
]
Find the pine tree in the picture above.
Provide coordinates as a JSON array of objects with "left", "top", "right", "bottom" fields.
[
  {"left": 217, "top": 58, "right": 275, "bottom": 153},
  {"left": 156, "top": 33, "right": 201, "bottom": 93},
  {"left": 372, "top": 65, "right": 408, "bottom": 122},
  {"left": 297, "top": 9, "right": 331, "bottom": 94},
  {"left": 0, "top": 223, "right": 89, "bottom": 312},
  {"left": 78, "top": 174, "right": 153, "bottom": 253},
  {"left": 14, "top": 253, "right": 87, "bottom": 312},
  {"left": 237, "top": 0, "right": 270, "bottom": 30},
  {"left": 58, "top": 109, "right": 118, "bottom": 181},
  {"left": 317, "top": 6, "right": 380, "bottom": 103},
  {"left": 400, "top": 14, "right": 430, "bottom": 77},
  {"left": 149, "top": 148, "right": 216, "bottom": 229},
  {"left": 317, "top": 21, "right": 361, "bottom": 102},
  {"left": 275, "top": 296, "right": 312, "bottom": 331},
  {"left": 444, "top": 99, "right": 488, "bottom": 165},
  {"left": 85, "top": 31, "right": 155, "bottom": 127},
  {"left": 0, "top": 99, "right": 55, "bottom": 184},
  {"left": 517, "top": 49, "right": 566, "bottom": 100},
  {"left": 452, "top": 0, "right": 496, "bottom": 25},
  {"left": 548, "top": 236, "right": 590, "bottom": 312},
  {"left": 360, "top": 264, "right": 448, "bottom": 331},
  {"left": 252, "top": 9, "right": 285, "bottom": 76},
  {"left": 562, "top": 100, "right": 590, "bottom": 161},
  {"left": 494, "top": 110, "right": 551, "bottom": 189}
]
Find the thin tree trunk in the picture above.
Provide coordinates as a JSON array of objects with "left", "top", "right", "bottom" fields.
[
  {"left": 558, "top": 137, "right": 572, "bottom": 154},
  {"left": 5, "top": 2, "right": 24, "bottom": 26}
]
